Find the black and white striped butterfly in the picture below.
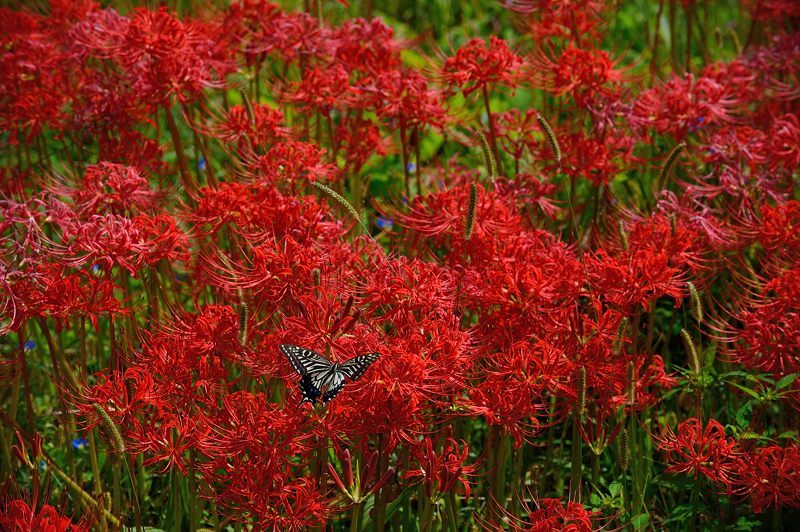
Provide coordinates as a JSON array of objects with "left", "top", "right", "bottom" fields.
[{"left": 280, "top": 344, "right": 380, "bottom": 405}]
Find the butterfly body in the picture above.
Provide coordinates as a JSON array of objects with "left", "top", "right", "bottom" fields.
[{"left": 280, "top": 344, "right": 379, "bottom": 405}]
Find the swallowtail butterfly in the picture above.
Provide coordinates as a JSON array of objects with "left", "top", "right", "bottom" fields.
[{"left": 280, "top": 344, "right": 380, "bottom": 405}]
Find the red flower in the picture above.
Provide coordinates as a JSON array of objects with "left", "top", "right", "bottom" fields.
[
  {"left": 657, "top": 418, "right": 743, "bottom": 492},
  {"left": 66, "top": 162, "right": 160, "bottom": 215},
  {"left": 0, "top": 499, "right": 86, "bottom": 532},
  {"left": 737, "top": 443, "right": 800, "bottom": 513},
  {"left": 441, "top": 36, "right": 522, "bottom": 95},
  {"left": 489, "top": 494, "right": 600, "bottom": 531},
  {"left": 631, "top": 73, "right": 739, "bottom": 140},
  {"left": 527, "top": 44, "right": 624, "bottom": 107},
  {"left": 403, "top": 430, "right": 476, "bottom": 497}
]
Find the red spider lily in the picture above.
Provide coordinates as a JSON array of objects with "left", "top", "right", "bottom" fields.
[
  {"left": 327, "top": 448, "right": 394, "bottom": 504},
  {"left": 289, "top": 64, "right": 353, "bottom": 117},
  {"left": 751, "top": 201, "right": 800, "bottom": 257},
  {"left": 465, "top": 340, "right": 567, "bottom": 445},
  {"left": 187, "top": 181, "right": 343, "bottom": 239},
  {"left": 330, "top": 18, "right": 404, "bottom": 74},
  {"left": 737, "top": 443, "right": 800, "bottom": 513},
  {"left": 331, "top": 312, "right": 473, "bottom": 448},
  {"left": 767, "top": 113, "right": 800, "bottom": 170},
  {"left": 39, "top": 268, "right": 128, "bottom": 331},
  {"left": 504, "top": 0, "right": 606, "bottom": 42},
  {"left": 248, "top": 478, "right": 330, "bottom": 531},
  {"left": 495, "top": 108, "right": 542, "bottom": 167},
  {"left": 212, "top": 103, "right": 290, "bottom": 148},
  {"left": 121, "top": 8, "right": 229, "bottom": 107},
  {"left": 440, "top": 36, "right": 522, "bottom": 96},
  {"left": 199, "top": 394, "right": 325, "bottom": 529},
  {"left": 487, "top": 494, "right": 600, "bottom": 531},
  {"left": 540, "top": 130, "right": 630, "bottom": 186},
  {"left": 745, "top": 0, "right": 800, "bottom": 21},
  {"left": 367, "top": 68, "right": 447, "bottom": 130},
  {"left": 657, "top": 418, "right": 743, "bottom": 492},
  {"left": 223, "top": 3, "right": 324, "bottom": 64},
  {"left": 527, "top": 44, "right": 624, "bottom": 107},
  {"left": 72, "top": 368, "right": 157, "bottom": 431},
  {"left": 0, "top": 499, "right": 86, "bottom": 532},
  {"left": 631, "top": 73, "right": 740, "bottom": 140},
  {"left": 496, "top": 173, "right": 563, "bottom": 220},
  {"left": 403, "top": 431, "right": 476, "bottom": 497},
  {"left": 136, "top": 413, "right": 210, "bottom": 475},
  {"left": 53, "top": 162, "right": 161, "bottom": 216},
  {"left": 588, "top": 209, "right": 721, "bottom": 311},
  {"left": 335, "top": 114, "right": 392, "bottom": 170},
  {"left": 57, "top": 213, "right": 188, "bottom": 275},
  {"left": 714, "top": 263, "right": 800, "bottom": 377},
  {"left": 247, "top": 140, "right": 338, "bottom": 186},
  {"left": 0, "top": 23, "right": 71, "bottom": 144}
]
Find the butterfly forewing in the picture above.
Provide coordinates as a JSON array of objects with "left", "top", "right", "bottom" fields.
[
  {"left": 280, "top": 344, "right": 332, "bottom": 376},
  {"left": 339, "top": 353, "right": 381, "bottom": 381}
]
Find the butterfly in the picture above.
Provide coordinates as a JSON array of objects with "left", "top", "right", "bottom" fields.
[{"left": 279, "top": 344, "right": 380, "bottom": 405}]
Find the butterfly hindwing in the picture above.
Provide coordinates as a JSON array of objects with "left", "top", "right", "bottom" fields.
[
  {"left": 298, "top": 374, "right": 322, "bottom": 405},
  {"left": 339, "top": 353, "right": 381, "bottom": 381}
]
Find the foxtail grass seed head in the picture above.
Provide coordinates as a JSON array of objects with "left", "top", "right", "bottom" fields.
[
  {"left": 618, "top": 428, "right": 630, "bottom": 471},
  {"left": 536, "top": 113, "right": 561, "bottom": 164},
  {"left": 577, "top": 366, "right": 587, "bottom": 416},
  {"left": 312, "top": 268, "right": 321, "bottom": 286},
  {"left": 656, "top": 141, "right": 686, "bottom": 195},
  {"left": 312, "top": 181, "right": 365, "bottom": 230},
  {"left": 627, "top": 361, "right": 636, "bottom": 406},
  {"left": 465, "top": 181, "right": 478, "bottom": 241},
  {"left": 614, "top": 317, "right": 628, "bottom": 354},
  {"left": 477, "top": 130, "right": 497, "bottom": 180},
  {"left": 688, "top": 282, "right": 703, "bottom": 324},
  {"left": 681, "top": 328, "right": 702, "bottom": 377},
  {"left": 729, "top": 27, "right": 742, "bottom": 54},
  {"left": 618, "top": 219, "right": 629, "bottom": 252},
  {"left": 669, "top": 213, "right": 678, "bottom": 235},
  {"left": 93, "top": 404, "right": 125, "bottom": 454},
  {"left": 238, "top": 301, "right": 248, "bottom": 346}
]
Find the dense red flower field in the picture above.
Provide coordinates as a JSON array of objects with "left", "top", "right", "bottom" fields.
[{"left": 1, "top": 0, "right": 799, "bottom": 530}]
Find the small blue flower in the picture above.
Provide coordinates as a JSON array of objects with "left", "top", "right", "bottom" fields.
[
  {"left": 406, "top": 162, "right": 417, "bottom": 173},
  {"left": 198, "top": 157, "right": 206, "bottom": 171},
  {"left": 375, "top": 217, "right": 394, "bottom": 230},
  {"left": 39, "top": 460, "right": 47, "bottom": 472},
  {"left": 91, "top": 264, "right": 101, "bottom": 272},
  {"left": 24, "top": 340, "right": 36, "bottom": 351},
  {"left": 72, "top": 438, "right": 88, "bottom": 450},
  {"left": 688, "top": 116, "right": 706, "bottom": 133}
]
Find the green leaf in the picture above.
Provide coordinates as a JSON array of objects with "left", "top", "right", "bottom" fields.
[
  {"left": 775, "top": 373, "right": 799, "bottom": 390},
  {"left": 728, "top": 381, "right": 761, "bottom": 399},
  {"left": 630, "top": 513, "right": 650, "bottom": 530},
  {"left": 609, "top": 481, "right": 622, "bottom": 497},
  {"left": 735, "top": 401, "right": 754, "bottom": 428}
]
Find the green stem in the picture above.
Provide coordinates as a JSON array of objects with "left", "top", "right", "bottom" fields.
[
  {"left": 569, "top": 413, "right": 583, "bottom": 500},
  {"left": 164, "top": 105, "right": 194, "bottom": 195},
  {"left": 349, "top": 501, "right": 362, "bottom": 532},
  {"left": 481, "top": 84, "right": 504, "bottom": 177}
]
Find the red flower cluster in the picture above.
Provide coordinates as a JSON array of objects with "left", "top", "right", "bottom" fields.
[{"left": 1, "top": 0, "right": 798, "bottom": 530}]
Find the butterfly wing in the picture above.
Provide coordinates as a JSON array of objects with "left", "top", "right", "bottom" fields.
[
  {"left": 321, "top": 373, "right": 346, "bottom": 404},
  {"left": 298, "top": 374, "right": 322, "bottom": 405},
  {"left": 280, "top": 344, "right": 332, "bottom": 377},
  {"left": 339, "top": 353, "right": 380, "bottom": 381}
]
